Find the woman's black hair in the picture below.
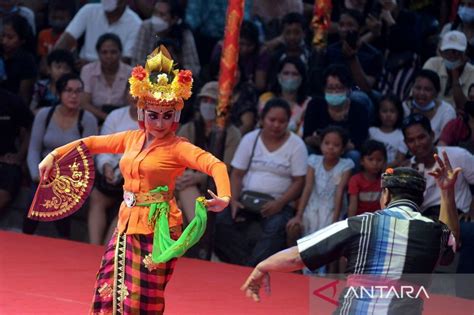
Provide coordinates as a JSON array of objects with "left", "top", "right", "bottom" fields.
[
  {"left": 373, "top": 93, "right": 404, "bottom": 128},
  {"left": 269, "top": 56, "right": 308, "bottom": 104},
  {"left": 261, "top": 98, "right": 292, "bottom": 121},
  {"left": 156, "top": 0, "right": 188, "bottom": 55},
  {"left": 46, "top": 49, "right": 75, "bottom": 70},
  {"left": 414, "top": 69, "right": 441, "bottom": 93},
  {"left": 323, "top": 64, "right": 353, "bottom": 89},
  {"left": 240, "top": 20, "right": 260, "bottom": 48},
  {"left": 95, "top": 33, "right": 123, "bottom": 52},
  {"left": 2, "top": 14, "right": 35, "bottom": 54},
  {"left": 340, "top": 9, "right": 364, "bottom": 28},
  {"left": 319, "top": 125, "right": 349, "bottom": 147},
  {"left": 281, "top": 12, "right": 306, "bottom": 31},
  {"left": 56, "top": 73, "right": 83, "bottom": 94}
]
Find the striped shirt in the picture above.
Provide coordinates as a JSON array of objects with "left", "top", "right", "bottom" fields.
[
  {"left": 298, "top": 199, "right": 454, "bottom": 275},
  {"left": 298, "top": 199, "right": 455, "bottom": 314}
]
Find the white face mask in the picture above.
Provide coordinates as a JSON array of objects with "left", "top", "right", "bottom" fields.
[
  {"left": 102, "top": 0, "right": 118, "bottom": 12},
  {"left": 199, "top": 101, "right": 216, "bottom": 121},
  {"left": 151, "top": 15, "right": 169, "bottom": 33}
]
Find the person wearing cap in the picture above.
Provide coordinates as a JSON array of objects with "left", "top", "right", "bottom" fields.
[
  {"left": 241, "top": 152, "right": 460, "bottom": 310},
  {"left": 36, "top": 47, "right": 231, "bottom": 314},
  {"left": 176, "top": 81, "right": 241, "bottom": 228},
  {"left": 423, "top": 30, "right": 474, "bottom": 111}
]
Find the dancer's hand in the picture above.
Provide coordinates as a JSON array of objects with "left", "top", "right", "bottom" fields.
[
  {"left": 205, "top": 189, "right": 230, "bottom": 212},
  {"left": 38, "top": 152, "right": 57, "bottom": 182},
  {"left": 241, "top": 267, "right": 271, "bottom": 302},
  {"left": 428, "top": 151, "right": 461, "bottom": 191}
]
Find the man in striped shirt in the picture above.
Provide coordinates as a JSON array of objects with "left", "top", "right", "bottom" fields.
[{"left": 242, "top": 152, "right": 460, "bottom": 313}]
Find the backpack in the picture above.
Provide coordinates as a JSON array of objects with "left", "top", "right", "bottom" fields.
[{"left": 44, "top": 105, "right": 84, "bottom": 136}]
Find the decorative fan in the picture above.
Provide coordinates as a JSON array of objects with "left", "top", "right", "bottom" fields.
[{"left": 28, "top": 142, "right": 95, "bottom": 221}]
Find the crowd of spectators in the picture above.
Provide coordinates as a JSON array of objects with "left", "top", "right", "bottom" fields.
[{"left": 1, "top": 0, "right": 473, "bottom": 280}]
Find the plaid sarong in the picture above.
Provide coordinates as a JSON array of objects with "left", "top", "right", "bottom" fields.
[{"left": 90, "top": 227, "right": 181, "bottom": 314}]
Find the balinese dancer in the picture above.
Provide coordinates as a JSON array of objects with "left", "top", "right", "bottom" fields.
[{"left": 36, "top": 47, "right": 231, "bottom": 314}]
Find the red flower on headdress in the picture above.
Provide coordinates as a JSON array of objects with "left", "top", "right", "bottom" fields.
[
  {"left": 177, "top": 70, "right": 192, "bottom": 84},
  {"left": 132, "top": 66, "right": 147, "bottom": 81},
  {"left": 385, "top": 168, "right": 394, "bottom": 175}
]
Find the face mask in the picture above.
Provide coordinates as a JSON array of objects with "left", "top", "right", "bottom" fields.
[
  {"left": 49, "top": 20, "right": 69, "bottom": 32},
  {"left": 458, "top": 6, "right": 474, "bottom": 24},
  {"left": 151, "top": 15, "right": 169, "bottom": 33},
  {"left": 199, "top": 101, "right": 216, "bottom": 120},
  {"left": 278, "top": 75, "right": 302, "bottom": 92},
  {"left": 443, "top": 58, "right": 463, "bottom": 70},
  {"left": 325, "top": 92, "right": 347, "bottom": 106},
  {"left": 412, "top": 100, "right": 436, "bottom": 112},
  {"left": 102, "top": 0, "right": 118, "bottom": 12}
]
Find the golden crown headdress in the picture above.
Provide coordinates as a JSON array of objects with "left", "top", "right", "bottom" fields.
[{"left": 129, "top": 46, "right": 193, "bottom": 111}]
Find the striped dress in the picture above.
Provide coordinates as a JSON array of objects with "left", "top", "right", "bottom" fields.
[{"left": 297, "top": 199, "right": 455, "bottom": 314}]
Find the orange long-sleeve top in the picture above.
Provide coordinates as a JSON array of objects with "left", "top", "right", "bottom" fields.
[{"left": 54, "top": 130, "right": 231, "bottom": 235}]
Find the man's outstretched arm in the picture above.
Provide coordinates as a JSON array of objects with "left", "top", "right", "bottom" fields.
[
  {"left": 429, "top": 151, "right": 461, "bottom": 241},
  {"left": 241, "top": 247, "right": 304, "bottom": 302}
]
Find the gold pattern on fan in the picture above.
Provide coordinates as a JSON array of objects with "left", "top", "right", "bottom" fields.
[{"left": 34, "top": 145, "right": 91, "bottom": 218}]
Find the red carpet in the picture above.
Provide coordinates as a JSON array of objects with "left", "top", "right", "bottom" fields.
[
  {"left": 0, "top": 231, "right": 310, "bottom": 314},
  {"left": 1, "top": 231, "right": 473, "bottom": 314}
]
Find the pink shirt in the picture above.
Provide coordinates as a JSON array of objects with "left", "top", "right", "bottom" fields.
[{"left": 80, "top": 61, "right": 132, "bottom": 108}]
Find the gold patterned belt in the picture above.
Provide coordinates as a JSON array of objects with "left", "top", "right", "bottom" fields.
[{"left": 123, "top": 190, "right": 174, "bottom": 208}]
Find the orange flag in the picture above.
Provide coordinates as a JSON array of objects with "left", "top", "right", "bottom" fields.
[
  {"left": 312, "top": 0, "right": 332, "bottom": 51},
  {"left": 216, "top": 0, "right": 245, "bottom": 128}
]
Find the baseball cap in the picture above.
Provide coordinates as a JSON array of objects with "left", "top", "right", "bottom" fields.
[
  {"left": 197, "top": 81, "right": 218, "bottom": 99},
  {"left": 440, "top": 31, "right": 467, "bottom": 52}
]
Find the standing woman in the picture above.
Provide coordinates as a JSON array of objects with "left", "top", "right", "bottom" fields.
[
  {"left": 81, "top": 33, "right": 132, "bottom": 122},
  {"left": 133, "top": 0, "right": 200, "bottom": 75},
  {"left": 25, "top": 73, "right": 99, "bottom": 237},
  {"left": 259, "top": 56, "right": 310, "bottom": 136},
  {"left": 35, "top": 48, "right": 230, "bottom": 314}
]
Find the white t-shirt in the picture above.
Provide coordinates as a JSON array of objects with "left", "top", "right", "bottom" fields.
[
  {"left": 402, "top": 100, "right": 456, "bottom": 142},
  {"left": 96, "top": 106, "right": 138, "bottom": 174},
  {"left": 411, "top": 146, "right": 474, "bottom": 213},
  {"left": 65, "top": 4, "right": 141, "bottom": 61},
  {"left": 369, "top": 127, "right": 407, "bottom": 164},
  {"left": 231, "top": 129, "right": 308, "bottom": 199}
]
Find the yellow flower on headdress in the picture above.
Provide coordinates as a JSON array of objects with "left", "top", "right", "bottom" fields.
[
  {"left": 129, "top": 76, "right": 152, "bottom": 98},
  {"left": 156, "top": 73, "right": 169, "bottom": 85},
  {"left": 128, "top": 45, "right": 193, "bottom": 109}
]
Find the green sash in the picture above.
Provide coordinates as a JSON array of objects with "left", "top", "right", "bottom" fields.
[{"left": 140, "top": 185, "right": 207, "bottom": 263}]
